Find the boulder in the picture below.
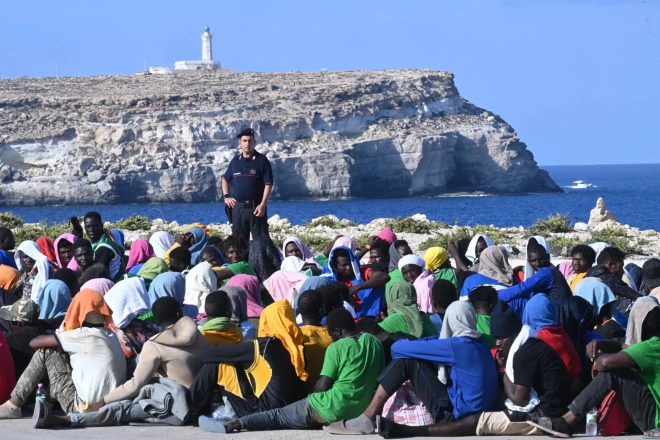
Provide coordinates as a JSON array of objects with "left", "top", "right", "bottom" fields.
[
  {"left": 87, "top": 170, "right": 104, "bottom": 183},
  {"left": 588, "top": 197, "right": 619, "bottom": 230},
  {"left": 574, "top": 222, "right": 589, "bottom": 232}
]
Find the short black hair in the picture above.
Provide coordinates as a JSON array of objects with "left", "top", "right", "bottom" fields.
[
  {"left": 456, "top": 238, "right": 473, "bottom": 267},
  {"left": 642, "top": 307, "right": 660, "bottom": 340},
  {"left": 83, "top": 211, "right": 103, "bottom": 224},
  {"left": 0, "top": 227, "right": 14, "bottom": 245},
  {"left": 356, "top": 317, "right": 388, "bottom": 336},
  {"left": 208, "top": 235, "right": 223, "bottom": 247},
  {"left": 72, "top": 238, "right": 93, "bottom": 251},
  {"left": 169, "top": 246, "right": 192, "bottom": 267},
  {"left": 586, "top": 264, "right": 610, "bottom": 278},
  {"left": 393, "top": 240, "right": 409, "bottom": 252},
  {"left": 571, "top": 245, "right": 597, "bottom": 264},
  {"left": 468, "top": 286, "right": 498, "bottom": 309},
  {"left": 53, "top": 268, "right": 79, "bottom": 296},
  {"left": 317, "top": 281, "right": 350, "bottom": 305},
  {"left": 597, "top": 247, "right": 625, "bottom": 265},
  {"left": 325, "top": 308, "right": 355, "bottom": 333},
  {"left": 527, "top": 243, "right": 548, "bottom": 257},
  {"left": 200, "top": 246, "right": 221, "bottom": 260},
  {"left": 432, "top": 279, "right": 458, "bottom": 310},
  {"left": 331, "top": 248, "right": 350, "bottom": 266},
  {"left": 57, "top": 237, "right": 74, "bottom": 250},
  {"left": 298, "top": 291, "right": 324, "bottom": 319},
  {"left": 372, "top": 238, "right": 390, "bottom": 256},
  {"left": 221, "top": 235, "right": 249, "bottom": 256},
  {"left": 78, "top": 264, "right": 111, "bottom": 286},
  {"left": 205, "top": 290, "right": 231, "bottom": 319},
  {"left": 152, "top": 297, "right": 182, "bottom": 325}
]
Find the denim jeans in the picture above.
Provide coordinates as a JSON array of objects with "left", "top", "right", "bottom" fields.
[
  {"left": 70, "top": 400, "right": 150, "bottom": 427},
  {"left": 239, "top": 399, "right": 326, "bottom": 431}
]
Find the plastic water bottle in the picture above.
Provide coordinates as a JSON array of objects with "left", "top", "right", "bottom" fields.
[
  {"left": 585, "top": 408, "right": 598, "bottom": 436},
  {"left": 35, "top": 383, "right": 46, "bottom": 404}
]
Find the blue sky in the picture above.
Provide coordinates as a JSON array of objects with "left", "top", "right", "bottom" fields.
[{"left": 1, "top": 0, "right": 658, "bottom": 165}]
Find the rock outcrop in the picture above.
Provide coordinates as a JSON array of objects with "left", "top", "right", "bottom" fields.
[
  {"left": 588, "top": 197, "right": 620, "bottom": 230},
  {"left": 0, "top": 69, "right": 561, "bottom": 206}
]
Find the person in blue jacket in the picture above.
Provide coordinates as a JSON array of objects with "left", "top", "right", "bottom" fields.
[
  {"left": 339, "top": 301, "right": 498, "bottom": 434},
  {"left": 497, "top": 243, "right": 572, "bottom": 316}
]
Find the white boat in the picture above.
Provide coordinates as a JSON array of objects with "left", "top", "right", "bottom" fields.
[{"left": 570, "top": 180, "right": 593, "bottom": 189}]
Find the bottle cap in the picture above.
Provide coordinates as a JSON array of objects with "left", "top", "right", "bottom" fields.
[{"left": 38, "top": 383, "right": 43, "bottom": 387}]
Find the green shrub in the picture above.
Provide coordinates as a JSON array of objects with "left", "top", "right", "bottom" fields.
[
  {"left": 113, "top": 214, "right": 153, "bottom": 231},
  {"left": 527, "top": 213, "right": 573, "bottom": 236},
  {"left": 0, "top": 212, "right": 24, "bottom": 229},
  {"left": 354, "top": 234, "right": 370, "bottom": 250},
  {"left": 13, "top": 221, "right": 71, "bottom": 243},
  {"left": 590, "top": 226, "right": 647, "bottom": 256},
  {"left": 386, "top": 217, "right": 447, "bottom": 234},
  {"left": 296, "top": 233, "right": 333, "bottom": 252},
  {"left": 419, "top": 227, "right": 473, "bottom": 251},
  {"left": 472, "top": 224, "right": 512, "bottom": 245},
  {"left": 307, "top": 216, "right": 344, "bottom": 229},
  {"left": 549, "top": 237, "right": 585, "bottom": 257},
  {"left": 591, "top": 224, "right": 627, "bottom": 239}
]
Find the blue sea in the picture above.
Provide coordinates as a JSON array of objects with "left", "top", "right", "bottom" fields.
[{"left": 5, "top": 164, "right": 659, "bottom": 231}]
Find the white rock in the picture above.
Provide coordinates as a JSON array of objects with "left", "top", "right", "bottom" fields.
[{"left": 574, "top": 222, "right": 588, "bottom": 232}]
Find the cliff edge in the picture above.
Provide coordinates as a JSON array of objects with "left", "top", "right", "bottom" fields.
[{"left": 0, "top": 69, "right": 560, "bottom": 206}]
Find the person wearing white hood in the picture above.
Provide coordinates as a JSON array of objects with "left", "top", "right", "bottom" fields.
[
  {"left": 465, "top": 235, "right": 494, "bottom": 273},
  {"left": 12, "top": 241, "right": 53, "bottom": 302}
]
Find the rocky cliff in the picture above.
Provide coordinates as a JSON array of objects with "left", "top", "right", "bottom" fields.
[{"left": 0, "top": 69, "right": 560, "bottom": 206}]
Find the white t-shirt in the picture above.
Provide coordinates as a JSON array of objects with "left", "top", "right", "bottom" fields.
[{"left": 57, "top": 327, "right": 127, "bottom": 412}]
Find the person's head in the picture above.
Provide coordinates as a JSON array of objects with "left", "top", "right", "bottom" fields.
[
  {"left": 0, "top": 227, "right": 15, "bottom": 251},
  {"left": 53, "top": 268, "right": 80, "bottom": 296},
  {"left": 298, "top": 291, "right": 324, "bottom": 325},
  {"left": 83, "top": 212, "right": 104, "bottom": 242},
  {"left": 317, "top": 282, "right": 348, "bottom": 312},
  {"left": 204, "top": 290, "right": 231, "bottom": 320},
  {"left": 475, "top": 236, "right": 489, "bottom": 261},
  {"left": 432, "top": 279, "right": 457, "bottom": 316},
  {"left": 331, "top": 248, "right": 354, "bottom": 280},
  {"left": 152, "top": 296, "right": 183, "bottom": 327},
  {"left": 369, "top": 239, "right": 390, "bottom": 265},
  {"left": 355, "top": 317, "right": 389, "bottom": 342},
  {"left": 200, "top": 247, "right": 223, "bottom": 268},
  {"left": 398, "top": 255, "right": 426, "bottom": 284},
  {"left": 527, "top": 243, "right": 550, "bottom": 272},
  {"left": 641, "top": 307, "right": 660, "bottom": 341},
  {"left": 284, "top": 241, "right": 304, "bottom": 260},
  {"left": 597, "top": 247, "right": 625, "bottom": 278},
  {"left": 237, "top": 127, "right": 256, "bottom": 157},
  {"left": 178, "top": 232, "right": 196, "bottom": 249},
  {"left": 456, "top": 238, "right": 473, "bottom": 267},
  {"left": 19, "top": 251, "right": 36, "bottom": 273},
  {"left": 73, "top": 238, "right": 94, "bottom": 270},
  {"left": 221, "top": 235, "right": 249, "bottom": 264},
  {"left": 467, "top": 286, "right": 499, "bottom": 316},
  {"left": 57, "top": 238, "right": 74, "bottom": 267},
  {"left": 325, "top": 307, "right": 357, "bottom": 342},
  {"left": 490, "top": 300, "right": 523, "bottom": 362},
  {"left": 169, "top": 246, "right": 192, "bottom": 272},
  {"left": 208, "top": 235, "right": 223, "bottom": 247},
  {"left": 571, "top": 244, "right": 597, "bottom": 274},
  {"left": 642, "top": 258, "right": 660, "bottom": 291},
  {"left": 78, "top": 264, "right": 111, "bottom": 286},
  {"left": 393, "top": 240, "right": 412, "bottom": 258}
]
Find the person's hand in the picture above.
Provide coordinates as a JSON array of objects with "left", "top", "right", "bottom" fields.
[
  {"left": 224, "top": 197, "right": 236, "bottom": 208},
  {"left": 69, "top": 216, "right": 81, "bottom": 227},
  {"left": 495, "top": 350, "right": 507, "bottom": 369},
  {"left": 254, "top": 204, "right": 266, "bottom": 217},
  {"left": 447, "top": 242, "right": 459, "bottom": 255},
  {"left": 348, "top": 285, "right": 361, "bottom": 298},
  {"left": 91, "top": 399, "right": 105, "bottom": 411},
  {"left": 586, "top": 340, "right": 601, "bottom": 362},
  {"left": 591, "top": 362, "right": 599, "bottom": 379}
]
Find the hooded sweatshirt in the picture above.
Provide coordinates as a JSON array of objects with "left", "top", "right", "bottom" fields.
[{"left": 103, "top": 316, "right": 208, "bottom": 403}]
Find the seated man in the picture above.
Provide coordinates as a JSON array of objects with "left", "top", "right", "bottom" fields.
[
  {"left": 82, "top": 212, "right": 126, "bottom": 281},
  {"left": 297, "top": 291, "right": 333, "bottom": 391},
  {"left": 567, "top": 244, "right": 597, "bottom": 290},
  {"left": 467, "top": 286, "right": 499, "bottom": 349},
  {"left": 338, "top": 301, "right": 498, "bottom": 435},
  {"left": 497, "top": 243, "right": 572, "bottom": 313},
  {"left": 0, "top": 290, "right": 126, "bottom": 419},
  {"left": 429, "top": 279, "right": 459, "bottom": 332},
  {"left": 200, "top": 290, "right": 244, "bottom": 345},
  {"left": 32, "top": 297, "right": 209, "bottom": 429},
  {"left": 198, "top": 308, "right": 385, "bottom": 433},
  {"left": 214, "top": 235, "right": 257, "bottom": 283},
  {"left": 376, "top": 297, "right": 576, "bottom": 438},
  {"left": 324, "top": 247, "right": 390, "bottom": 318}
]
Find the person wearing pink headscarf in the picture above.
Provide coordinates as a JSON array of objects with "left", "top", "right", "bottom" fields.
[
  {"left": 126, "top": 239, "right": 156, "bottom": 273},
  {"left": 226, "top": 274, "right": 263, "bottom": 327},
  {"left": 377, "top": 227, "right": 398, "bottom": 246},
  {"left": 80, "top": 279, "right": 115, "bottom": 297},
  {"left": 263, "top": 270, "right": 308, "bottom": 307},
  {"left": 54, "top": 233, "right": 82, "bottom": 275}
]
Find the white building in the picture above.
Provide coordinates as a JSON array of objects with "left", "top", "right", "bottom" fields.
[
  {"left": 173, "top": 26, "right": 220, "bottom": 71},
  {"left": 149, "top": 66, "right": 170, "bottom": 75}
]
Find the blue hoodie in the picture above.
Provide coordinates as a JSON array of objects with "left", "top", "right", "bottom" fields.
[{"left": 323, "top": 246, "right": 383, "bottom": 318}]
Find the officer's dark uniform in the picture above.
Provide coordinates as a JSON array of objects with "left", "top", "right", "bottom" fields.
[{"left": 223, "top": 130, "right": 273, "bottom": 240}]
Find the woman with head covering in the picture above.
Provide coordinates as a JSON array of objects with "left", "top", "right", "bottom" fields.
[
  {"left": 384, "top": 240, "right": 412, "bottom": 296},
  {"left": 187, "top": 226, "right": 209, "bottom": 266},
  {"left": 54, "top": 233, "right": 82, "bottom": 275},
  {"left": 80, "top": 278, "right": 114, "bottom": 297},
  {"left": 226, "top": 274, "right": 263, "bottom": 328},
  {"left": 52, "top": 268, "right": 79, "bottom": 297},
  {"left": 104, "top": 278, "right": 150, "bottom": 330},
  {"left": 523, "top": 236, "right": 550, "bottom": 281},
  {"left": 377, "top": 227, "right": 398, "bottom": 246},
  {"left": 283, "top": 236, "right": 317, "bottom": 265},
  {"left": 37, "top": 279, "right": 72, "bottom": 321},
  {"left": 126, "top": 239, "right": 155, "bottom": 273},
  {"left": 281, "top": 256, "right": 306, "bottom": 274},
  {"left": 135, "top": 257, "right": 169, "bottom": 289},
  {"left": 35, "top": 237, "right": 57, "bottom": 266},
  {"left": 0, "top": 265, "right": 21, "bottom": 306},
  {"left": 317, "top": 236, "right": 359, "bottom": 270},
  {"left": 183, "top": 261, "right": 217, "bottom": 314},
  {"left": 264, "top": 264, "right": 308, "bottom": 307},
  {"left": 459, "top": 246, "right": 515, "bottom": 301},
  {"left": 380, "top": 282, "right": 438, "bottom": 338},
  {"left": 465, "top": 235, "right": 494, "bottom": 273},
  {"left": 398, "top": 255, "right": 436, "bottom": 314},
  {"left": 423, "top": 247, "right": 457, "bottom": 286},
  {"left": 12, "top": 240, "right": 52, "bottom": 302},
  {"left": 220, "top": 285, "right": 256, "bottom": 338},
  {"left": 146, "top": 271, "right": 197, "bottom": 319},
  {"left": 149, "top": 231, "right": 175, "bottom": 259}
]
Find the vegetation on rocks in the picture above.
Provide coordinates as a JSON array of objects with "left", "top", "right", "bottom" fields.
[
  {"left": 12, "top": 221, "right": 70, "bottom": 243},
  {"left": 527, "top": 213, "right": 573, "bottom": 236},
  {"left": 307, "top": 216, "right": 344, "bottom": 229},
  {"left": 386, "top": 217, "right": 448, "bottom": 234},
  {"left": 113, "top": 214, "right": 153, "bottom": 231},
  {"left": 0, "top": 212, "right": 24, "bottom": 229}
]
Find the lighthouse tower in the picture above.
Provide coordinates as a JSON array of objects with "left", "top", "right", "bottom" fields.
[{"left": 202, "top": 26, "right": 213, "bottom": 62}]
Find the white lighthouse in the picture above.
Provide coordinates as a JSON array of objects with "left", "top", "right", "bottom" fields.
[{"left": 202, "top": 26, "right": 213, "bottom": 62}]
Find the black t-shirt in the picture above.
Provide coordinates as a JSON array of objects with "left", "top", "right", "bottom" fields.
[{"left": 513, "top": 338, "right": 573, "bottom": 417}]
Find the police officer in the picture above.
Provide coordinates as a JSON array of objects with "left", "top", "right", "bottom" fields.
[{"left": 222, "top": 128, "right": 274, "bottom": 240}]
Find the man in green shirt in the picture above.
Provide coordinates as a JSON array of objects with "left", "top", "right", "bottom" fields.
[
  {"left": 199, "top": 308, "right": 385, "bottom": 433},
  {"left": 467, "top": 286, "right": 499, "bottom": 349}
]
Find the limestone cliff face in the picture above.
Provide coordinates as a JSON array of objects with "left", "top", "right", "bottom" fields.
[{"left": 0, "top": 69, "right": 560, "bottom": 206}]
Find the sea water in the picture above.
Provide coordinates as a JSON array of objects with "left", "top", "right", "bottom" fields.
[{"left": 5, "top": 164, "right": 660, "bottom": 231}]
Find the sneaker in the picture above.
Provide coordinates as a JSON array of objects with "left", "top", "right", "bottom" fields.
[
  {"left": 529, "top": 417, "right": 573, "bottom": 438},
  {"left": 0, "top": 401, "right": 21, "bottom": 420},
  {"left": 32, "top": 399, "right": 62, "bottom": 429}
]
